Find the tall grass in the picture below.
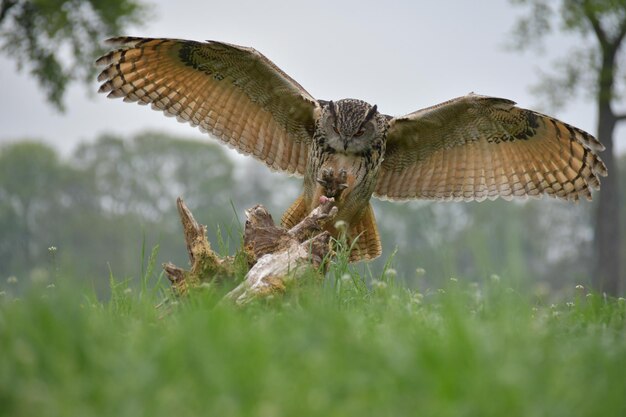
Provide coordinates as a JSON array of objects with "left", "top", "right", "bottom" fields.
[{"left": 1, "top": 249, "right": 625, "bottom": 417}]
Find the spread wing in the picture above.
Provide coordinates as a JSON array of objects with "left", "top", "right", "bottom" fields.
[
  {"left": 375, "top": 94, "right": 607, "bottom": 202},
  {"left": 96, "top": 37, "right": 320, "bottom": 175}
]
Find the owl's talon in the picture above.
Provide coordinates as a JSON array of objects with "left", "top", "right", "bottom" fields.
[
  {"left": 317, "top": 168, "right": 334, "bottom": 187},
  {"left": 317, "top": 167, "right": 348, "bottom": 199},
  {"left": 338, "top": 168, "right": 348, "bottom": 183}
]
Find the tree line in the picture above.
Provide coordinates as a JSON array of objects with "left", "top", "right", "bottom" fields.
[{"left": 2, "top": 131, "right": 622, "bottom": 296}]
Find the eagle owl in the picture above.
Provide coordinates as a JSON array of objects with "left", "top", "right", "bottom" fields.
[{"left": 96, "top": 37, "right": 607, "bottom": 261}]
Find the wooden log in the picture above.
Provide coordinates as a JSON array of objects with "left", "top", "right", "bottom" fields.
[
  {"left": 163, "top": 196, "right": 338, "bottom": 304},
  {"left": 162, "top": 197, "right": 235, "bottom": 295},
  {"left": 225, "top": 198, "right": 337, "bottom": 305}
]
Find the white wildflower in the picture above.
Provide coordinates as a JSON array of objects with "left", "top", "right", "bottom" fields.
[
  {"left": 334, "top": 220, "right": 348, "bottom": 233},
  {"left": 384, "top": 268, "right": 397, "bottom": 279},
  {"left": 372, "top": 280, "right": 387, "bottom": 290}
]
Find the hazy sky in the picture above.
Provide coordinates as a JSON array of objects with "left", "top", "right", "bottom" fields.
[{"left": 2, "top": 0, "right": 623, "bottom": 155}]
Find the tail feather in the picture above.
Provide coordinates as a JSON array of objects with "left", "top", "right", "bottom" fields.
[
  {"left": 281, "top": 194, "right": 308, "bottom": 229},
  {"left": 282, "top": 196, "right": 382, "bottom": 262},
  {"left": 347, "top": 204, "right": 382, "bottom": 261}
]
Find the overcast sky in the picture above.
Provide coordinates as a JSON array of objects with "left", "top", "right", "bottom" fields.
[{"left": 2, "top": 0, "right": 624, "bottom": 155}]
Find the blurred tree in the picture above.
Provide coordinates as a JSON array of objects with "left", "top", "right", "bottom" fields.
[
  {"left": 620, "top": 152, "right": 626, "bottom": 278},
  {"left": 0, "top": 134, "right": 242, "bottom": 295},
  {"left": 73, "top": 132, "right": 242, "bottom": 275},
  {"left": 373, "top": 198, "right": 593, "bottom": 292},
  {"left": 510, "top": 0, "right": 626, "bottom": 295},
  {"left": 73, "top": 132, "right": 237, "bottom": 222},
  {"left": 0, "top": 0, "right": 146, "bottom": 110},
  {"left": 236, "top": 159, "right": 300, "bottom": 215},
  {"left": 0, "top": 141, "right": 97, "bottom": 282}
]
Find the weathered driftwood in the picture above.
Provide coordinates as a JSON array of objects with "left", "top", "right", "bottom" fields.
[
  {"left": 162, "top": 198, "right": 235, "bottom": 295},
  {"left": 163, "top": 196, "right": 338, "bottom": 305}
]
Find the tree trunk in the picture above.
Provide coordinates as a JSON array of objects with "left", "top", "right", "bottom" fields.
[{"left": 593, "top": 99, "right": 621, "bottom": 295}]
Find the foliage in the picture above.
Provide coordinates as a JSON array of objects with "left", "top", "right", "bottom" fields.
[
  {"left": 0, "top": 0, "right": 147, "bottom": 110},
  {"left": 510, "top": 0, "right": 626, "bottom": 109},
  {"left": 0, "top": 268, "right": 624, "bottom": 416}
]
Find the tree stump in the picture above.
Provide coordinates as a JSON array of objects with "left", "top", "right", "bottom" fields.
[{"left": 163, "top": 196, "right": 338, "bottom": 305}]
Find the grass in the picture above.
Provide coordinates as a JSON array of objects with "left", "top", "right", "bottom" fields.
[{"left": 1, "top": 254, "right": 625, "bottom": 417}]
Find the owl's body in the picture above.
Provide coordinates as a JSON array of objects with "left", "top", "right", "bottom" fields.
[
  {"left": 282, "top": 99, "right": 388, "bottom": 257},
  {"left": 97, "top": 37, "right": 608, "bottom": 261}
]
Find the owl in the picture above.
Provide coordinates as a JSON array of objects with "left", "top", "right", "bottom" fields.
[{"left": 96, "top": 37, "right": 607, "bottom": 261}]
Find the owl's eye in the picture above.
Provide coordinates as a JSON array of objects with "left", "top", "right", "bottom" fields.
[
  {"left": 354, "top": 128, "right": 365, "bottom": 137},
  {"left": 332, "top": 125, "right": 340, "bottom": 134}
]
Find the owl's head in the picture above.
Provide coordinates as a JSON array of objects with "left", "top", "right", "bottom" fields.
[{"left": 319, "top": 99, "right": 385, "bottom": 154}]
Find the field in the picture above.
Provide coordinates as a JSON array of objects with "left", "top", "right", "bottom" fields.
[{"left": 1, "top": 258, "right": 625, "bottom": 417}]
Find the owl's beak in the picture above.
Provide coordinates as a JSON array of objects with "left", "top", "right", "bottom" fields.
[{"left": 342, "top": 138, "right": 348, "bottom": 151}]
